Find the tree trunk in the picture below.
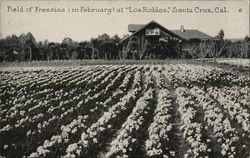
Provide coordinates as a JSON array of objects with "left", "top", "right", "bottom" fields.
[
  {"left": 97, "top": 50, "right": 99, "bottom": 59},
  {"left": 105, "top": 52, "right": 107, "bottom": 60},
  {"left": 29, "top": 46, "right": 32, "bottom": 61},
  {"left": 91, "top": 47, "right": 95, "bottom": 60},
  {"left": 49, "top": 49, "right": 52, "bottom": 61}
]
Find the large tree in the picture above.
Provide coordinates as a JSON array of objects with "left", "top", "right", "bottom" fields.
[
  {"left": 61, "top": 37, "right": 78, "bottom": 59},
  {"left": 19, "top": 32, "right": 36, "bottom": 61}
]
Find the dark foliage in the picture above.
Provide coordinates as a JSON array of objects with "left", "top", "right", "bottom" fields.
[{"left": 0, "top": 33, "right": 122, "bottom": 62}]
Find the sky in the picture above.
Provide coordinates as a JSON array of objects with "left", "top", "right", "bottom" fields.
[{"left": 0, "top": 0, "right": 249, "bottom": 42}]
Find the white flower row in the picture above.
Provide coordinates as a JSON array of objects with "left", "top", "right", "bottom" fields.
[
  {"left": 26, "top": 67, "right": 84, "bottom": 89},
  {"left": 2, "top": 87, "right": 56, "bottom": 121},
  {"left": 90, "top": 66, "right": 115, "bottom": 83},
  {"left": 92, "top": 66, "right": 127, "bottom": 92},
  {"left": 38, "top": 68, "right": 83, "bottom": 88},
  {"left": 29, "top": 66, "right": 136, "bottom": 157},
  {"left": 207, "top": 87, "right": 250, "bottom": 135},
  {"left": 143, "top": 65, "right": 155, "bottom": 90},
  {"left": 0, "top": 68, "right": 89, "bottom": 118},
  {"left": 84, "top": 66, "right": 133, "bottom": 113},
  {"left": 1, "top": 68, "right": 53, "bottom": 89},
  {"left": 66, "top": 67, "right": 101, "bottom": 86},
  {"left": 0, "top": 66, "right": 117, "bottom": 133},
  {"left": 175, "top": 87, "right": 209, "bottom": 158},
  {"left": 28, "top": 115, "right": 89, "bottom": 157},
  {"left": 163, "top": 64, "right": 249, "bottom": 88},
  {"left": 105, "top": 89, "right": 153, "bottom": 157},
  {"left": 190, "top": 86, "right": 240, "bottom": 157},
  {"left": 162, "top": 66, "right": 180, "bottom": 88},
  {"left": 28, "top": 67, "right": 126, "bottom": 135},
  {"left": 63, "top": 69, "right": 142, "bottom": 157},
  {"left": 0, "top": 88, "right": 77, "bottom": 132},
  {"left": 43, "top": 68, "right": 90, "bottom": 87},
  {"left": 145, "top": 89, "right": 174, "bottom": 157},
  {"left": 97, "top": 67, "right": 136, "bottom": 109}
]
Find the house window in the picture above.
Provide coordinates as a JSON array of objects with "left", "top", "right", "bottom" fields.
[{"left": 146, "top": 28, "right": 160, "bottom": 36}]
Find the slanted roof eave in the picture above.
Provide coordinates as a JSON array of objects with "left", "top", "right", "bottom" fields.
[{"left": 120, "top": 21, "right": 185, "bottom": 44}]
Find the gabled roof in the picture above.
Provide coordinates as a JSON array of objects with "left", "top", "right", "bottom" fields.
[
  {"left": 120, "top": 20, "right": 184, "bottom": 43},
  {"left": 171, "top": 30, "right": 214, "bottom": 40},
  {"left": 128, "top": 24, "right": 145, "bottom": 32},
  {"left": 126, "top": 21, "right": 215, "bottom": 41}
]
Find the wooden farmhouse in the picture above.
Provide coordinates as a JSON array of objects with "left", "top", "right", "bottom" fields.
[{"left": 119, "top": 20, "right": 216, "bottom": 59}]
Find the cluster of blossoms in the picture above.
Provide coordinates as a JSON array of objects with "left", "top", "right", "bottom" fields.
[
  {"left": 1, "top": 67, "right": 56, "bottom": 91},
  {"left": 162, "top": 66, "right": 180, "bottom": 88},
  {"left": 226, "top": 86, "right": 250, "bottom": 106},
  {"left": 0, "top": 66, "right": 128, "bottom": 157},
  {"left": 62, "top": 69, "right": 142, "bottom": 157},
  {"left": 1, "top": 70, "right": 52, "bottom": 114},
  {"left": 92, "top": 69, "right": 117, "bottom": 90},
  {"left": 86, "top": 66, "right": 138, "bottom": 113},
  {"left": 39, "top": 68, "right": 83, "bottom": 88},
  {"left": 88, "top": 66, "right": 114, "bottom": 83},
  {"left": 28, "top": 66, "right": 135, "bottom": 158},
  {"left": 92, "top": 66, "right": 132, "bottom": 93},
  {"left": 2, "top": 86, "right": 82, "bottom": 134},
  {"left": 1, "top": 64, "right": 249, "bottom": 158},
  {"left": 145, "top": 89, "right": 174, "bottom": 157},
  {"left": 105, "top": 89, "right": 154, "bottom": 157},
  {"left": 1, "top": 66, "right": 118, "bottom": 137},
  {"left": 175, "top": 87, "right": 209, "bottom": 158},
  {"left": 143, "top": 65, "right": 155, "bottom": 89},
  {"left": 2, "top": 88, "right": 47, "bottom": 119},
  {"left": 0, "top": 67, "right": 94, "bottom": 130},
  {"left": 1, "top": 92, "right": 56, "bottom": 132},
  {"left": 58, "top": 68, "right": 94, "bottom": 86},
  {"left": 98, "top": 67, "right": 136, "bottom": 109},
  {"left": 119, "top": 72, "right": 132, "bottom": 90},
  {"left": 163, "top": 64, "right": 250, "bottom": 88},
  {"left": 131, "top": 69, "right": 142, "bottom": 89},
  {"left": 152, "top": 70, "right": 164, "bottom": 88},
  {"left": 74, "top": 68, "right": 106, "bottom": 86},
  {"left": 207, "top": 86, "right": 250, "bottom": 136},
  {"left": 34, "top": 68, "right": 82, "bottom": 89},
  {"left": 190, "top": 86, "right": 241, "bottom": 157},
  {"left": 29, "top": 93, "right": 86, "bottom": 135},
  {"left": 28, "top": 115, "right": 88, "bottom": 157},
  {"left": 66, "top": 67, "right": 97, "bottom": 86}
]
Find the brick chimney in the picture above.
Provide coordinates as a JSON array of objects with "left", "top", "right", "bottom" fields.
[{"left": 180, "top": 25, "right": 185, "bottom": 33}]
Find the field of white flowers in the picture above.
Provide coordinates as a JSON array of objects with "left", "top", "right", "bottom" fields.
[
  {"left": 0, "top": 64, "right": 249, "bottom": 158},
  {"left": 215, "top": 58, "right": 250, "bottom": 68},
  {"left": 197, "top": 58, "right": 250, "bottom": 68}
]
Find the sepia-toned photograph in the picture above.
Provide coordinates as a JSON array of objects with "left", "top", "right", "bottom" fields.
[{"left": 0, "top": 0, "right": 249, "bottom": 157}]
